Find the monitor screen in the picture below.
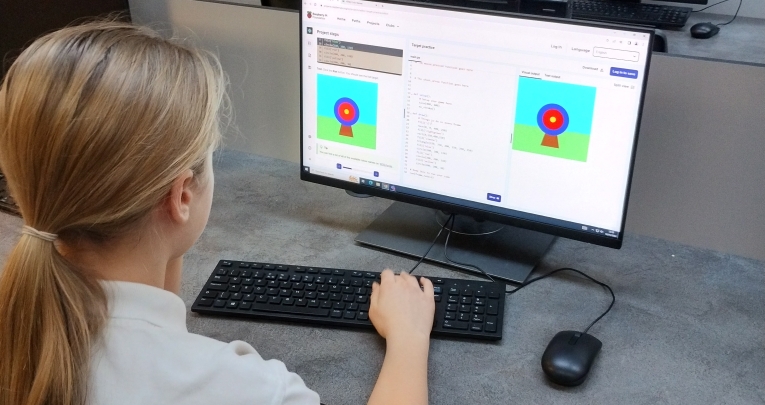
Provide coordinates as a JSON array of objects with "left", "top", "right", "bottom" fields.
[{"left": 300, "top": 0, "right": 653, "bottom": 249}]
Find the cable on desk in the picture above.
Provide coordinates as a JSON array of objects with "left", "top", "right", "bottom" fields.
[
  {"left": 506, "top": 267, "right": 615, "bottom": 335},
  {"left": 717, "top": 0, "right": 742, "bottom": 26},
  {"left": 692, "top": 0, "right": 731, "bottom": 12},
  {"left": 691, "top": 0, "right": 743, "bottom": 26},
  {"left": 442, "top": 214, "right": 496, "bottom": 283},
  {"left": 408, "top": 213, "right": 454, "bottom": 275}
]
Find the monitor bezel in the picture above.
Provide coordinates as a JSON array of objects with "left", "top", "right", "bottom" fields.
[{"left": 299, "top": 0, "right": 655, "bottom": 249}]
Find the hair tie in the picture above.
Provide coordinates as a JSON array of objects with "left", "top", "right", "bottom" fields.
[{"left": 21, "top": 225, "right": 58, "bottom": 242}]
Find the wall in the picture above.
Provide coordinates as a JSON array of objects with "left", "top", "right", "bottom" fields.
[{"left": 129, "top": 0, "right": 765, "bottom": 261}]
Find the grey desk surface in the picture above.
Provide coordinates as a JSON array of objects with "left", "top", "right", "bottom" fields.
[
  {"left": 0, "top": 149, "right": 763, "bottom": 404},
  {"left": 663, "top": 12, "right": 765, "bottom": 65}
]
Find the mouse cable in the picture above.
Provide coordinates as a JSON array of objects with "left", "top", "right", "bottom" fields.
[
  {"left": 691, "top": 0, "right": 731, "bottom": 13},
  {"left": 408, "top": 213, "right": 454, "bottom": 275},
  {"left": 717, "top": 0, "right": 743, "bottom": 26},
  {"left": 506, "top": 267, "right": 615, "bottom": 335},
  {"left": 442, "top": 214, "right": 496, "bottom": 283}
]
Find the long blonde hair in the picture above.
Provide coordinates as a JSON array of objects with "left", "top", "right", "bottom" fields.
[{"left": 0, "top": 22, "right": 225, "bottom": 405}]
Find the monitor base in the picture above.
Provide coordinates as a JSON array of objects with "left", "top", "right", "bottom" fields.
[{"left": 355, "top": 202, "right": 555, "bottom": 284}]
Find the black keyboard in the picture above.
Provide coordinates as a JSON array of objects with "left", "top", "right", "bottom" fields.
[
  {"left": 192, "top": 260, "right": 506, "bottom": 340},
  {"left": 0, "top": 172, "right": 20, "bottom": 216},
  {"left": 572, "top": 0, "right": 691, "bottom": 28}
]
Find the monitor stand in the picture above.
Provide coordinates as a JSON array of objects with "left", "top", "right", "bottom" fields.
[{"left": 355, "top": 202, "right": 555, "bottom": 284}]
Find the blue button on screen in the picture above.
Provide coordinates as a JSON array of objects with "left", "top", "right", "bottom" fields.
[
  {"left": 610, "top": 67, "right": 638, "bottom": 79},
  {"left": 487, "top": 193, "right": 501, "bottom": 202}
]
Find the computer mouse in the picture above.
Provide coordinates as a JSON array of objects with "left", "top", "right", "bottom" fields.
[
  {"left": 690, "top": 22, "right": 720, "bottom": 39},
  {"left": 541, "top": 330, "right": 602, "bottom": 386}
]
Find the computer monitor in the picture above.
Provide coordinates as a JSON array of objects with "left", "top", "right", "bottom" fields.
[{"left": 299, "top": 0, "right": 653, "bottom": 282}]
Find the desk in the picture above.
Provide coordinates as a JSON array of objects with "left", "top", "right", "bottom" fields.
[
  {"left": 662, "top": 12, "right": 765, "bottom": 65},
  {"left": 3, "top": 150, "right": 760, "bottom": 404}
]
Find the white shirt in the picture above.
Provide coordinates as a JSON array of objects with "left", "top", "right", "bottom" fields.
[{"left": 90, "top": 281, "right": 321, "bottom": 405}]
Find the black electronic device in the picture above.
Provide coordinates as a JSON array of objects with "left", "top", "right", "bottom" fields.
[
  {"left": 519, "top": 0, "right": 572, "bottom": 18},
  {"left": 689, "top": 21, "right": 720, "bottom": 38},
  {"left": 300, "top": 0, "right": 654, "bottom": 283},
  {"left": 541, "top": 330, "right": 603, "bottom": 386},
  {"left": 571, "top": 0, "right": 693, "bottom": 28},
  {"left": 191, "top": 260, "right": 506, "bottom": 341}
]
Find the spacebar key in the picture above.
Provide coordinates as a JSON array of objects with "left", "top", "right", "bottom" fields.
[{"left": 250, "top": 303, "right": 330, "bottom": 317}]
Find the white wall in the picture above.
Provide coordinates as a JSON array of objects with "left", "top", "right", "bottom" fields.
[{"left": 129, "top": 0, "right": 765, "bottom": 261}]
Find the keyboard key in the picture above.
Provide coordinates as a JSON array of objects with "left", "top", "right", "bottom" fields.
[
  {"left": 485, "top": 317, "right": 498, "bottom": 333},
  {"left": 212, "top": 275, "right": 229, "bottom": 283},
  {"left": 462, "top": 289, "right": 473, "bottom": 296},
  {"left": 475, "top": 289, "right": 486, "bottom": 298},
  {"left": 433, "top": 286, "right": 442, "bottom": 294},
  {"left": 445, "top": 312, "right": 456, "bottom": 320},
  {"left": 434, "top": 295, "right": 441, "bottom": 302},
  {"left": 459, "top": 305, "right": 471, "bottom": 312},
  {"left": 256, "top": 295, "right": 268, "bottom": 303},
  {"left": 238, "top": 263, "right": 250, "bottom": 268},
  {"left": 473, "top": 306, "right": 484, "bottom": 314},
  {"left": 348, "top": 303, "right": 359, "bottom": 311},
  {"left": 220, "top": 292, "right": 231, "bottom": 300},
  {"left": 443, "top": 320, "right": 468, "bottom": 330},
  {"left": 221, "top": 261, "right": 232, "bottom": 267},
  {"left": 446, "top": 304, "right": 457, "bottom": 311},
  {"left": 227, "top": 301, "right": 238, "bottom": 309},
  {"left": 277, "top": 265, "right": 290, "bottom": 271},
  {"left": 470, "top": 324, "right": 483, "bottom": 332},
  {"left": 461, "top": 296, "right": 472, "bottom": 305},
  {"left": 197, "top": 298, "right": 213, "bottom": 307},
  {"left": 264, "top": 265, "right": 275, "bottom": 270},
  {"left": 331, "top": 309, "right": 343, "bottom": 318},
  {"left": 448, "top": 296, "right": 459, "bottom": 303},
  {"left": 448, "top": 287, "right": 459, "bottom": 295},
  {"left": 250, "top": 303, "right": 329, "bottom": 317},
  {"left": 488, "top": 291, "right": 500, "bottom": 299},
  {"left": 471, "top": 314, "right": 484, "bottom": 323},
  {"left": 283, "top": 298, "right": 294, "bottom": 306},
  {"left": 487, "top": 301, "right": 499, "bottom": 316},
  {"left": 333, "top": 269, "right": 345, "bottom": 276},
  {"left": 239, "top": 302, "right": 252, "bottom": 310},
  {"left": 458, "top": 313, "right": 470, "bottom": 322},
  {"left": 358, "top": 312, "right": 369, "bottom": 321},
  {"left": 333, "top": 302, "right": 345, "bottom": 310},
  {"left": 202, "top": 290, "right": 217, "bottom": 298},
  {"left": 433, "top": 278, "right": 445, "bottom": 284},
  {"left": 207, "top": 283, "right": 228, "bottom": 291},
  {"left": 294, "top": 266, "right": 305, "bottom": 273},
  {"left": 231, "top": 293, "right": 242, "bottom": 300},
  {"left": 296, "top": 298, "right": 307, "bottom": 307},
  {"left": 251, "top": 263, "right": 263, "bottom": 269},
  {"left": 229, "top": 270, "right": 240, "bottom": 277},
  {"left": 321, "top": 268, "right": 332, "bottom": 275},
  {"left": 243, "top": 294, "right": 255, "bottom": 302},
  {"left": 351, "top": 271, "right": 363, "bottom": 277},
  {"left": 474, "top": 298, "right": 485, "bottom": 306},
  {"left": 268, "top": 297, "right": 281, "bottom": 305},
  {"left": 321, "top": 301, "right": 333, "bottom": 309},
  {"left": 308, "top": 299, "right": 319, "bottom": 307},
  {"left": 213, "top": 299, "right": 226, "bottom": 308},
  {"left": 290, "top": 275, "right": 302, "bottom": 282},
  {"left": 344, "top": 311, "right": 356, "bottom": 319}
]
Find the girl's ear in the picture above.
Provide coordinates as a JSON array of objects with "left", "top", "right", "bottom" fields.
[{"left": 164, "top": 169, "right": 196, "bottom": 225}]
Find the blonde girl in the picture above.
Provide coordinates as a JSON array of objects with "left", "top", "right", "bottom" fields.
[{"left": 0, "top": 22, "right": 434, "bottom": 405}]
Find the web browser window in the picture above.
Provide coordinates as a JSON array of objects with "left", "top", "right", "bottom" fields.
[{"left": 301, "top": 0, "right": 651, "bottom": 237}]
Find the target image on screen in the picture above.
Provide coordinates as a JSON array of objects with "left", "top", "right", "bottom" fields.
[
  {"left": 317, "top": 74, "right": 378, "bottom": 150},
  {"left": 513, "top": 77, "right": 596, "bottom": 162}
]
